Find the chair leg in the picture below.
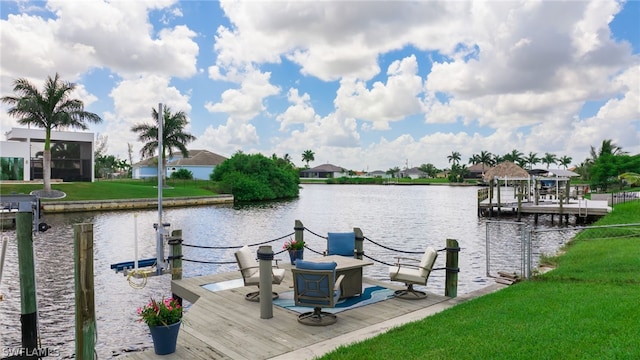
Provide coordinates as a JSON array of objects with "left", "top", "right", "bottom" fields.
[
  {"left": 393, "top": 284, "right": 427, "bottom": 300},
  {"left": 245, "top": 291, "right": 279, "bottom": 302},
  {"left": 298, "top": 307, "right": 338, "bottom": 326}
]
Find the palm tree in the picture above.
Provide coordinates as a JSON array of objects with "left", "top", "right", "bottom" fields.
[
  {"left": 477, "top": 150, "right": 493, "bottom": 175},
  {"left": 131, "top": 106, "right": 196, "bottom": 185},
  {"left": 525, "top": 152, "right": 541, "bottom": 170},
  {"left": 503, "top": 149, "right": 524, "bottom": 164},
  {"left": 542, "top": 152, "right": 558, "bottom": 169},
  {"left": 301, "top": 150, "right": 315, "bottom": 168},
  {"left": 447, "top": 151, "right": 461, "bottom": 165},
  {"left": 558, "top": 155, "right": 572, "bottom": 169},
  {"left": 590, "top": 139, "right": 627, "bottom": 161},
  {"left": 1, "top": 73, "right": 102, "bottom": 193}
]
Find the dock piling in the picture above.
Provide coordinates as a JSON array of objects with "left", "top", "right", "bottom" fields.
[
  {"left": 16, "top": 207, "right": 38, "bottom": 357},
  {"left": 169, "top": 230, "right": 183, "bottom": 306},
  {"left": 74, "top": 223, "right": 96, "bottom": 360},
  {"left": 257, "top": 245, "right": 274, "bottom": 319},
  {"left": 354, "top": 227, "right": 364, "bottom": 260},
  {"left": 445, "top": 239, "right": 459, "bottom": 298}
]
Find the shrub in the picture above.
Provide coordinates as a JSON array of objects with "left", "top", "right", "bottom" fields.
[
  {"left": 210, "top": 152, "right": 299, "bottom": 201},
  {"left": 170, "top": 168, "right": 193, "bottom": 180}
]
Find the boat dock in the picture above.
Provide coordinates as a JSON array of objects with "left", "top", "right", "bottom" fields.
[
  {"left": 477, "top": 186, "right": 612, "bottom": 223},
  {"left": 123, "top": 267, "right": 503, "bottom": 360}
]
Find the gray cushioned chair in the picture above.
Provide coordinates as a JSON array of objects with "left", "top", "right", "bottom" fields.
[
  {"left": 234, "top": 245, "right": 286, "bottom": 302},
  {"left": 292, "top": 260, "right": 345, "bottom": 326}
]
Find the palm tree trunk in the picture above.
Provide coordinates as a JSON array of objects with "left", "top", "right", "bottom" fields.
[{"left": 43, "top": 150, "right": 52, "bottom": 192}]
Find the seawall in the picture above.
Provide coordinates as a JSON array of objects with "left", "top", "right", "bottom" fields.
[{"left": 41, "top": 195, "right": 234, "bottom": 213}]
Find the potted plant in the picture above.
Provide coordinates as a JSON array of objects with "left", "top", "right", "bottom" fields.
[
  {"left": 283, "top": 238, "right": 305, "bottom": 265},
  {"left": 137, "top": 297, "right": 182, "bottom": 355}
]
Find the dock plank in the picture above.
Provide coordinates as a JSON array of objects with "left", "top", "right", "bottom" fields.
[{"left": 124, "top": 268, "right": 453, "bottom": 360}]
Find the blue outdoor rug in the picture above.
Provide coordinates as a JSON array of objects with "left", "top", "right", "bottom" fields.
[{"left": 273, "top": 285, "right": 394, "bottom": 314}]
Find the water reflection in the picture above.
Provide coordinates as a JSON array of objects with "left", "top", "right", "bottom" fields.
[{"left": 0, "top": 184, "right": 572, "bottom": 358}]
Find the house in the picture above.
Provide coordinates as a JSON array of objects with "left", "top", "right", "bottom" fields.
[
  {"left": 132, "top": 149, "right": 227, "bottom": 180},
  {"left": 367, "top": 170, "right": 391, "bottom": 178},
  {"left": 1, "top": 127, "right": 95, "bottom": 182},
  {"left": 299, "top": 163, "right": 347, "bottom": 178},
  {"left": 468, "top": 163, "right": 493, "bottom": 179},
  {"left": 399, "top": 167, "right": 427, "bottom": 179}
]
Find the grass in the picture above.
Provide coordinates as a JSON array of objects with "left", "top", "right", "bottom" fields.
[
  {"left": 0, "top": 179, "right": 219, "bottom": 201},
  {"left": 320, "top": 201, "right": 640, "bottom": 360}
]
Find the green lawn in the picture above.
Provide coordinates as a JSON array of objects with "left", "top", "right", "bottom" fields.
[
  {"left": 321, "top": 201, "right": 640, "bottom": 360},
  {"left": 0, "top": 179, "right": 219, "bottom": 201}
]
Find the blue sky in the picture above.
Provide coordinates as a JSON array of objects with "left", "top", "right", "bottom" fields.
[{"left": 1, "top": 0, "right": 638, "bottom": 171}]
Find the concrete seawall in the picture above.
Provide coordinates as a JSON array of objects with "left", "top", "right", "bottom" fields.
[{"left": 40, "top": 195, "right": 234, "bottom": 213}]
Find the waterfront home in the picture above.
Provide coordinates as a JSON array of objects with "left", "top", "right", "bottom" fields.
[{"left": 132, "top": 149, "right": 227, "bottom": 180}]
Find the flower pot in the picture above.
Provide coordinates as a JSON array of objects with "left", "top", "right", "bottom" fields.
[
  {"left": 289, "top": 249, "right": 304, "bottom": 265},
  {"left": 149, "top": 320, "right": 181, "bottom": 355}
]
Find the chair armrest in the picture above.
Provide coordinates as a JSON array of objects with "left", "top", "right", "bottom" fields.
[
  {"left": 238, "top": 265, "right": 259, "bottom": 272},
  {"left": 334, "top": 274, "right": 345, "bottom": 291},
  {"left": 393, "top": 256, "right": 420, "bottom": 263}
]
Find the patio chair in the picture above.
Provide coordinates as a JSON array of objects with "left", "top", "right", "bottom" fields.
[
  {"left": 234, "top": 245, "right": 286, "bottom": 302},
  {"left": 325, "top": 232, "right": 355, "bottom": 257},
  {"left": 388, "top": 246, "right": 438, "bottom": 300},
  {"left": 292, "top": 260, "right": 345, "bottom": 326}
]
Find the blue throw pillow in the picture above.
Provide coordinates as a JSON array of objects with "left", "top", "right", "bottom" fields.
[
  {"left": 296, "top": 260, "right": 337, "bottom": 271},
  {"left": 327, "top": 232, "right": 355, "bottom": 256}
]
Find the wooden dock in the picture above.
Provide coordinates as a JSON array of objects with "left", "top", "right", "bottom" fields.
[
  {"left": 479, "top": 197, "right": 612, "bottom": 218},
  {"left": 123, "top": 265, "right": 503, "bottom": 360}
]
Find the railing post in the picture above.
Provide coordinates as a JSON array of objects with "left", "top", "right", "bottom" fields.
[
  {"left": 74, "top": 223, "right": 96, "bottom": 360},
  {"left": 16, "top": 206, "right": 38, "bottom": 357},
  {"left": 445, "top": 239, "right": 459, "bottom": 298},
  {"left": 169, "top": 229, "right": 183, "bottom": 306},
  {"left": 354, "top": 227, "right": 364, "bottom": 260},
  {"left": 294, "top": 219, "right": 304, "bottom": 247},
  {"left": 257, "top": 245, "right": 274, "bottom": 319}
]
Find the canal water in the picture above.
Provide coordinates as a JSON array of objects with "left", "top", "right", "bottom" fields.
[{"left": 0, "top": 184, "right": 568, "bottom": 358}]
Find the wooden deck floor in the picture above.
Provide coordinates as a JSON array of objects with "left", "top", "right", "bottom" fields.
[{"left": 123, "top": 265, "right": 502, "bottom": 360}]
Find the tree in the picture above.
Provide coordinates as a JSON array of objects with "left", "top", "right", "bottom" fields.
[
  {"left": 447, "top": 151, "right": 461, "bottom": 165},
  {"left": 558, "top": 155, "right": 572, "bottom": 169},
  {"left": 477, "top": 150, "right": 493, "bottom": 175},
  {"left": 301, "top": 150, "right": 315, "bottom": 168},
  {"left": 448, "top": 163, "right": 469, "bottom": 183},
  {"left": 542, "top": 152, "right": 558, "bottom": 169},
  {"left": 386, "top": 166, "right": 400, "bottom": 178},
  {"left": 211, "top": 152, "right": 299, "bottom": 201},
  {"left": 526, "top": 152, "right": 541, "bottom": 170},
  {"left": 131, "top": 106, "right": 196, "bottom": 185},
  {"left": 1, "top": 73, "right": 102, "bottom": 192},
  {"left": 503, "top": 149, "right": 523, "bottom": 164},
  {"left": 418, "top": 163, "right": 439, "bottom": 178}
]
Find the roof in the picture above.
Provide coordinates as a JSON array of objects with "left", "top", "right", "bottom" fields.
[
  {"left": 300, "top": 163, "right": 345, "bottom": 173},
  {"left": 168, "top": 150, "right": 227, "bottom": 166},
  {"left": 483, "top": 161, "right": 530, "bottom": 181},
  {"left": 468, "top": 163, "right": 493, "bottom": 173},
  {"left": 133, "top": 150, "right": 227, "bottom": 167},
  {"left": 546, "top": 169, "right": 580, "bottom": 177},
  {"left": 402, "top": 167, "right": 427, "bottom": 175}
]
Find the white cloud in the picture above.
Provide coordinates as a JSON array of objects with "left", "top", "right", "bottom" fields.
[
  {"left": 335, "top": 55, "right": 424, "bottom": 130},
  {"left": 276, "top": 88, "right": 319, "bottom": 131},
  {"left": 205, "top": 68, "right": 280, "bottom": 121}
]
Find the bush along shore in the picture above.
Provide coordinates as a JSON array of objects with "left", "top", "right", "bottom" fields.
[{"left": 320, "top": 201, "right": 640, "bottom": 360}]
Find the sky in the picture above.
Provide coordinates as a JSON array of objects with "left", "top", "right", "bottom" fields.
[{"left": 1, "top": 0, "right": 639, "bottom": 172}]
